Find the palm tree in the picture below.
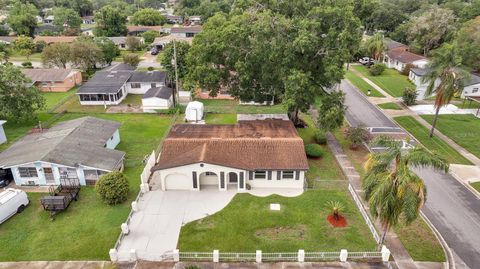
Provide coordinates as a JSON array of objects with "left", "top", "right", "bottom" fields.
[
  {"left": 363, "top": 136, "right": 448, "bottom": 249},
  {"left": 422, "top": 43, "right": 469, "bottom": 137},
  {"left": 366, "top": 33, "right": 385, "bottom": 61}
]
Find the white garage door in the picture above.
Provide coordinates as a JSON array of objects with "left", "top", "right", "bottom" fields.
[{"left": 165, "top": 174, "right": 192, "bottom": 190}]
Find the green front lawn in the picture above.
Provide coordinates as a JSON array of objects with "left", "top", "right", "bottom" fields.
[
  {"left": 345, "top": 70, "right": 385, "bottom": 97},
  {"left": 378, "top": 102, "right": 402, "bottom": 110},
  {"left": 352, "top": 65, "right": 414, "bottom": 97},
  {"left": 40, "top": 88, "right": 78, "bottom": 112},
  {"left": 178, "top": 188, "right": 377, "bottom": 252},
  {"left": 9, "top": 51, "right": 42, "bottom": 62},
  {"left": 114, "top": 50, "right": 145, "bottom": 61},
  {"left": 394, "top": 116, "right": 472, "bottom": 165},
  {"left": 421, "top": 114, "right": 480, "bottom": 159},
  {"left": 200, "top": 99, "right": 287, "bottom": 114},
  {"left": 471, "top": 182, "right": 480, "bottom": 193},
  {"left": 0, "top": 113, "right": 172, "bottom": 261}
]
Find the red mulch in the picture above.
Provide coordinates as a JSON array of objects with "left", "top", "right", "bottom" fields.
[{"left": 327, "top": 214, "right": 347, "bottom": 227}]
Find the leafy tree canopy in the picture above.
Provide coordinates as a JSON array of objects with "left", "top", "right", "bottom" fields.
[
  {"left": 53, "top": 7, "right": 82, "bottom": 34},
  {"left": 93, "top": 5, "right": 128, "bottom": 37},
  {"left": 7, "top": 0, "right": 38, "bottom": 37},
  {"left": 0, "top": 64, "right": 45, "bottom": 121},
  {"left": 161, "top": 41, "right": 191, "bottom": 82},
  {"left": 41, "top": 42, "right": 71, "bottom": 68},
  {"left": 455, "top": 16, "right": 480, "bottom": 72},
  {"left": 132, "top": 8, "right": 167, "bottom": 26}
]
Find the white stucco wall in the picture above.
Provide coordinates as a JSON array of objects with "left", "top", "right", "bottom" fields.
[
  {"left": 126, "top": 81, "right": 165, "bottom": 94},
  {"left": 0, "top": 124, "right": 6, "bottom": 144},
  {"left": 105, "top": 129, "right": 121, "bottom": 149},
  {"left": 461, "top": 83, "right": 480, "bottom": 98},
  {"left": 142, "top": 96, "right": 173, "bottom": 112},
  {"left": 151, "top": 162, "right": 305, "bottom": 192},
  {"left": 78, "top": 85, "right": 127, "bottom": 106}
]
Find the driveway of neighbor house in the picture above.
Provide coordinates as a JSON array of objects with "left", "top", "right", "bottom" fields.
[{"left": 117, "top": 189, "right": 237, "bottom": 261}]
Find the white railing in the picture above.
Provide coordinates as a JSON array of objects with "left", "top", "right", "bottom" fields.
[
  {"left": 348, "top": 184, "right": 381, "bottom": 243},
  {"left": 304, "top": 251, "right": 341, "bottom": 261},
  {"left": 218, "top": 252, "right": 256, "bottom": 262},
  {"left": 348, "top": 251, "right": 383, "bottom": 259},
  {"left": 262, "top": 252, "right": 297, "bottom": 262},
  {"left": 179, "top": 252, "right": 214, "bottom": 260}
]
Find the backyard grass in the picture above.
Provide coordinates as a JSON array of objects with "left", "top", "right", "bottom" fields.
[
  {"left": 394, "top": 116, "right": 472, "bottom": 165},
  {"left": 178, "top": 187, "right": 377, "bottom": 252},
  {"left": 352, "top": 65, "right": 414, "bottom": 97},
  {"left": 471, "top": 182, "right": 480, "bottom": 193},
  {"left": 345, "top": 70, "right": 385, "bottom": 97},
  {"left": 0, "top": 113, "right": 54, "bottom": 152},
  {"left": 199, "top": 99, "right": 287, "bottom": 114},
  {"left": 114, "top": 50, "right": 145, "bottom": 61},
  {"left": 204, "top": 113, "right": 237, "bottom": 124},
  {"left": 297, "top": 115, "right": 345, "bottom": 186},
  {"left": 377, "top": 102, "right": 402, "bottom": 110},
  {"left": 0, "top": 113, "right": 173, "bottom": 261},
  {"left": 40, "top": 88, "right": 78, "bottom": 112},
  {"left": 9, "top": 51, "right": 42, "bottom": 62},
  {"left": 421, "top": 114, "right": 480, "bottom": 159}
]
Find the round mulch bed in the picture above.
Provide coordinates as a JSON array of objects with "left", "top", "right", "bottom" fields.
[{"left": 327, "top": 214, "right": 347, "bottom": 227}]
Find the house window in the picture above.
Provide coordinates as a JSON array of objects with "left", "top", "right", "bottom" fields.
[
  {"left": 131, "top": 83, "right": 141, "bottom": 88},
  {"left": 84, "top": 169, "right": 107, "bottom": 185},
  {"left": 205, "top": 172, "right": 216, "bottom": 176},
  {"left": 151, "top": 83, "right": 156, "bottom": 88},
  {"left": 473, "top": 88, "right": 479, "bottom": 93},
  {"left": 18, "top": 167, "right": 38, "bottom": 178},
  {"left": 282, "top": 171, "right": 295, "bottom": 179},
  {"left": 254, "top": 171, "right": 266, "bottom": 179}
]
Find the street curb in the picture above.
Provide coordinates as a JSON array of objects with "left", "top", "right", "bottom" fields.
[
  {"left": 420, "top": 212, "right": 454, "bottom": 269},
  {"left": 448, "top": 170, "right": 480, "bottom": 200}
]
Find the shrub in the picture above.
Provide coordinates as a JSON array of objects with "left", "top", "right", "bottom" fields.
[
  {"left": 305, "top": 143, "right": 324, "bottom": 158},
  {"left": 314, "top": 129, "right": 327, "bottom": 145},
  {"left": 34, "top": 40, "right": 47, "bottom": 53},
  {"left": 401, "top": 63, "right": 414, "bottom": 76},
  {"left": 95, "top": 172, "right": 129, "bottom": 205},
  {"left": 368, "top": 63, "right": 386, "bottom": 76},
  {"left": 246, "top": 183, "right": 251, "bottom": 190},
  {"left": 123, "top": 53, "right": 141, "bottom": 67},
  {"left": 344, "top": 126, "right": 370, "bottom": 150},
  {"left": 147, "top": 66, "right": 154, "bottom": 71},
  {"left": 21, "top": 61, "right": 33, "bottom": 68},
  {"left": 402, "top": 87, "right": 418, "bottom": 106}
]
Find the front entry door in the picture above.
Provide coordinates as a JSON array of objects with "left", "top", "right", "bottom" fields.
[
  {"left": 44, "top": 168, "right": 55, "bottom": 184},
  {"left": 228, "top": 172, "right": 238, "bottom": 184}
]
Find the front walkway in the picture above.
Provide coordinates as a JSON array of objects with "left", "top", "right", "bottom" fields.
[{"left": 117, "top": 189, "right": 237, "bottom": 261}]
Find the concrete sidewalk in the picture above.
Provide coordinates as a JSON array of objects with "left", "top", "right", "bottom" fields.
[{"left": 136, "top": 261, "right": 392, "bottom": 269}]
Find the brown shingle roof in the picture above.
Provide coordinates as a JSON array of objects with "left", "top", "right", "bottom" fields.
[
  {"left": 127, "top": 25, "right": 162, "bottom": 32},
  {"left": 22, "top": 68, "right": 76, "bottom": 82},
  {"left": 387, "top": 48, "right": 426, "bottom": 64},
  {"left": 170, "top": 26, "right": 202, "bottom": 34},
  {"left": 153, "top": 120, "right": 309, "bottom": 171},
  {"left": 34, "top": 36, "right": 77, "bottom": 44}
]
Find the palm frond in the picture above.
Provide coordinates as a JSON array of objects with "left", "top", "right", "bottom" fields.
[{"left": 405, "top": 147, "right": 449, "bottom": 173}]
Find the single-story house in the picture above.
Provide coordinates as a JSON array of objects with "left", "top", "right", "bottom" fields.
[
  {"left": 409, "top": 68, "right": 480, "bottom": 100},
  {"left": 386, "top": 39, "right": 408, "bottom": 51},
  {"left": 170, "top": 26, "right": 202, "bottom": 38},
  {"left": 0, "top": 117, "right": 125, "bottom": 186},
  {"left": 34, "top": 36, "right": 77, "bottom": 44},
  {"left": 82, "top": 16, "right": 95, "bottom": 24},
  {"left": 142, "top": 86, "right": 173, "bottom": 112},
  {"left": 82, "top": 27, "right": 94, "bottom": 36},
  {"left": 127, "top": 70, "right": 166, "bottom": 94},
  {"left": 0, "top": 36, "right": 16, "bottom": 45},
  {"left": 127, "top": 25, "right": 162, "bottom": 36},
  {"left": 150, "top": 119, "right": 309, "bottom": 191},
  {"left": 188, "top": 15, "right": 201, "bottom": 25},
  {"left": 107, "top": 36, "right": 144, "bottom": 50},
  {"left": 166, "top": 14, "right": 183, "bottom": 24},
  {"left": 383, "top": 46, "right": 428, "bottom": 72},
  {"left": 77, "top": 70, "right": 167, "bottom": 105},
  {"left": 151, "top": 35, "right": 193, "bottom": 50},
  {"left": 22, "top": 68, "right": 82, "bottom": 92},
  {"left": 0, "top": 120, "right": 6, "bottom": 144}
]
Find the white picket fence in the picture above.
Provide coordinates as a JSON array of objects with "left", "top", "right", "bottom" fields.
[{"left": 348, "top": 184, "right": 381, "bottom": 243}]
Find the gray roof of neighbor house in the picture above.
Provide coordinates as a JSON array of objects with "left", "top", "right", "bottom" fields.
[
  {"left": 128, "top": 71, "right": 166, "bottom": 83},
  {"left": 143, "top": 86, "right": 172, "bottom": 99},
  {"left": 170, "top": 26, "right": 202, "bottom": 34},
  {"left": 0, "top": 36, "right": 16, "bottom": 44},
  {"left": 107, "top": 37, "right": 127, "bottom": 45},
  {"left": 410, "top": 67, "right": 431, "bottom": 76},
  {"left": 0, "top": 117, "right": 125, "bottom": 171},
  {"left": 109, "top": 63, "right": 137, "bottom": 71},
  {"left": 77, "top": 70, "right": 133, "bottom": 94},
  {"left": 410, "top": 68, "right": 480, "bottom": 86},
  {"left": 386, "top": 40, "right": 408, "bottom": 51},
  {"left": 21, "top": 69, "right": 76, "bottom": 82}
]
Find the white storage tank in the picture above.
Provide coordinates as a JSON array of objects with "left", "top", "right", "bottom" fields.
[{"left": 185, "top": 101, "right": 204, "bottom": 122}]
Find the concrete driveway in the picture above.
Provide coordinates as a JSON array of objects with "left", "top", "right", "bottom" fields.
[{"left": 117, "top": 189, "right": 237, "bottom": 261}]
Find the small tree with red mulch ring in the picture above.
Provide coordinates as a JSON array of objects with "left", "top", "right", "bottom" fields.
[{"left": 326, "top": 200, "right": 347, "bottom": 227}]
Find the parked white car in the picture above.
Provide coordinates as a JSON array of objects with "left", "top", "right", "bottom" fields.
[
  {"left": 0, "top": 188, "right": 29, "bottom": 224},
  {"left": 359, "top": 57, "right": 375, "bottom": 66}
]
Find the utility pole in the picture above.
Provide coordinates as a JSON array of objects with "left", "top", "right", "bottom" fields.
[{"left": 172, "top": 40, "right": 180, "bottom": 107}]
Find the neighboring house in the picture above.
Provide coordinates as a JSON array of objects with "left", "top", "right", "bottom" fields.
[
  {"left": 82, "top": 27, "right": 94, "bottom": 36},
  {"left": 107, "top": 36, "right": 144, "bottom": 50},
  {"left": 409, "top": 68, "right": 480, "bottom": 100},
  {"left": 0, "top": 117, "right": 125, "bottom": 186},
  {"left": 22, "top": 69, "right": 82, "bottom": 92},
  {"left": 170, "top": 26, "right": 202, "bottom": 38},
  {"left": 34, "top": 36, "right": 77, "bottom": 44},
  {"left": 150, "top": 119, "right": 309, "bottom": 191},
  {"left": 82, "top": 16, "right": 95, "bottom": 24},
  {"left": 43, "top": 15, "right": 54, "bottom": 24},
  {"left": 0, "top": 36, "right": 16, "bottom": 45},
  {"left": 36, "top": 16, "right": 44, "bottom": 23},
  {"left": 34, "top": 24, "right": 60, "bottom": 36},
  {"left": 77, "top": 70, "right": 167, "bottom": 105},
  {"left": 383, "top": 42, "right": 428, "bottom": 72},
  {"left": 166, "top": 14, "right": 183, "bottom": 24},
  {"left": 151, "top": 35, "right": 193, "bottom": 50},
  {"left": 188, "top": 15, "right": 201, "bottom": 25},
  {"left": 127, "top": 70, "right": 166, "bottom": 94},
  {"left": 142, "top": 86, "right": 174, "bottom": 112},
  {"left": 0, "top": 120, "right": 6, "bottom": 145},
  {"left": 127, "top": 25, "right": 162, "bottom": 36}
]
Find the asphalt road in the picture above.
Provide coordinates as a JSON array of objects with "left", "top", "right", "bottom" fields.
[{"left": 340, "top": 79, "right": 480, "bottom": 269}]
